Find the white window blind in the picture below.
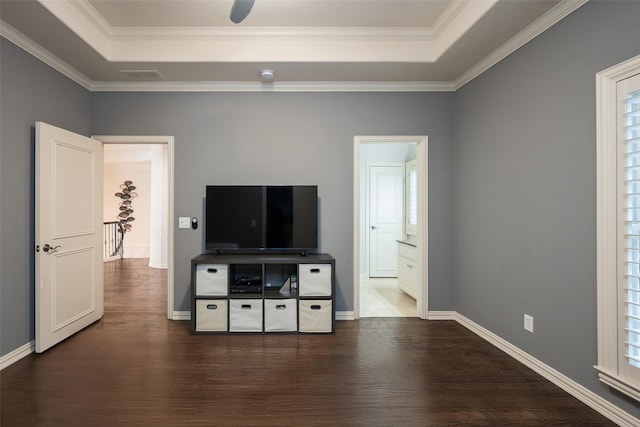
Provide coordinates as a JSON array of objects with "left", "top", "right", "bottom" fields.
[
  {"left": 622, "top": 86, "right": 640, "bottom": 374},
  {"left": 596, "top": 56, "right": 640, "bottom": 403}
]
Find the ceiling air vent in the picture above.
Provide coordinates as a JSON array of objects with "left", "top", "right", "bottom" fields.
[{"left": 120, "top": 70, "right": 164, "bottom": 80}]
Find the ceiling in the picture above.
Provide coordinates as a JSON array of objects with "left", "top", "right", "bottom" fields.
[{"left": 0, "top": 0, "right": 586, "bottom": 91}]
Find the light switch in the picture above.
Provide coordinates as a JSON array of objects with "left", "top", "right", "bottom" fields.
[{"left": 178, "top": 217, "right": 191, "bottom": 229}]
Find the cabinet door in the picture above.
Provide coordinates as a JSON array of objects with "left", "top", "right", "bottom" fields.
[{"left": 397, "top": 258, "right": 417, "bottom": 299}]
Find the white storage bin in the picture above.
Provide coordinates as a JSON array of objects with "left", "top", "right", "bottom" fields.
[
  {"left": 298, "top": 264, "right": 332, "bottom": 296},
  {"left": 229, "top": 299, "right": 263, "bottom": 332},
  {"left": 195, "top": 299, "right": 228, "bottom": 332},
  {"left": 264, "top": 298, "right": 297, "bottom": 332},
  {"left": 195, "top": 264, "right": 228, "bottom": 296},
  {"left": 299, "top": 300, "right": 333, "bottom": 333}
]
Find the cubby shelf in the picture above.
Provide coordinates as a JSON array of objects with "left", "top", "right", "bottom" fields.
[{"left": 190, "top": 253, "right": 335, "bottom": 334}]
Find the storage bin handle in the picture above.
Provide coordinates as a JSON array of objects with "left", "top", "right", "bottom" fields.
[
  {"left": 241, "top": 304, "right": 252, "bottom": 309},
  {"left": 207, "top": 268, "right": 218, "bottom": 273},
  {"left": 276, "top": 304, "right": 287, "bottom": 310},
  {"left": 206, "top": 304, "right": 218, "bottom": 310},
  {"left": 310, "top": 268, "right": 321, "bottom": 273},
  {"left": 310, "top": 304, "right": 322, "bottom": 310}
]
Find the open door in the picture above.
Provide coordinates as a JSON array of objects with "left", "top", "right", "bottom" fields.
[{"left": 35, "top": 122, "right": 103, "bottom": 353}]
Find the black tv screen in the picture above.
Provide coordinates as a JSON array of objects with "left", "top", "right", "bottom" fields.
[{"left": 205, "top": 185, "right": 318, "bottom": 252}]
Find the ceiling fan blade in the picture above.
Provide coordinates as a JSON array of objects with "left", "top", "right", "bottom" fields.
[{"left": 230, "top": 0, "right": 255, "bottom": 24}]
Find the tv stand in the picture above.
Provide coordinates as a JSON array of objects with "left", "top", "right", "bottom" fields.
[{"left": 190, "top": 253, "right": 335, "bottom": 334}]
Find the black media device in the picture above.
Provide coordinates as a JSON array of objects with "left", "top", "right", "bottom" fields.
[
  {"left": 230, "top": 274, "right": 263, "bottom": 293},
  {"left": 205, "top": 185, "right": 318, "bottom": 254}
]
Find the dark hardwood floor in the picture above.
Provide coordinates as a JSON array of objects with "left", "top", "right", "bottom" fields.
[{"left": 1, "top": 259, "right": 617, "bottom": 426}]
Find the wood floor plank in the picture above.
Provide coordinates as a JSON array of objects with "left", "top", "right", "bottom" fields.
[{"left": 1, "top": 259, "right": 617, "bottom": 426}]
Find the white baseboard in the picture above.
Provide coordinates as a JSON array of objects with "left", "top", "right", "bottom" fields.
[
  {"left": 0, "top": 340, "right": 34, "bottom": 370},
  {"left": 172, "top": 311, "right": 191, "bottom": 320},
  {"left": 453, "top": 312, "right": 640, "bottom": 427},
  {"left": 336, "top": 310, "right": 355, "bottom": 320},
  {"left": 427, "top": 310, "right": 456, "bottom": 320}
]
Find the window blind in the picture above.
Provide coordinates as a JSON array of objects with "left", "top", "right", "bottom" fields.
[{"left": 624, "top": 89, "right": 640, "bottom": 369}]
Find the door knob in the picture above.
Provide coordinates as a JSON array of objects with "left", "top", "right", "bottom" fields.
[
  {"left": 42, "top": 244, "right": 61, "bottom": 253},
  {"left": 371, "top": 225, "right": 377, "bottom": 229}
]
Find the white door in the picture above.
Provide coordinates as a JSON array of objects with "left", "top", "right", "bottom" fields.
[
  {"left": 369, "top": 164, "right": 404, "bottom": 277},
  {"left": 35, "top": 122, "right": 103, "bottom": 353}
]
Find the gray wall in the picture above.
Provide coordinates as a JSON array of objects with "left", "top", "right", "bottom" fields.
[
  {"left": 0, "top": 38, "right": 92, "bottom": 355},
  {"left": 454, "top": 0, "right": 640, "bottom": 417},
  {"left": 5, "top": 0, "right": 637, "bottom": 418},
  {"left": 90, "top": 91, "right": 455, "bottom": 313}
]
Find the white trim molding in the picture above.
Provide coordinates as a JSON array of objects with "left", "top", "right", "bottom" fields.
[
  {"left": 0, "top": 341, "right": 34, "bottom": 371},
  {"left": 454, "top": 0, "right": 588, "bottom": 89},
  {"left": 336, "top": 311, "right": 356, "bottom": 321},
  {"left": 172, "top": 311, "right": 191, "bottom": 321},
  {"left": 36, "top": 0, "right": 496, "bottom": 64},
  {"left": 427, "top": 311, "right": 457, "bottom": 320},
  {"left": 595, "top": 53, "right": 640, "bottom": 403},
  {"left": 0, "top": 20, "right": 93, "bottom": 90},
  {"left": 353, "top": 136, "right": 429, "bottom": 321},
  {"left": 92, "top": 135, "right": 175, "bottom": 322},
  {"left": 2, "top": 1, "right": 586, "bottom": 93},
  {"left": 90, "top": 81, "right": 455, "bottom": 93}
]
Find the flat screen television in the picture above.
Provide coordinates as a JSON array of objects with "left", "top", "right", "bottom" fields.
[{"left": 205, "top": 185, "right": 318, "bottom": 253}]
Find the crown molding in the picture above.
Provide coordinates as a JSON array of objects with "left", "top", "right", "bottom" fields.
[
  {"left": 431, "top": 0, "right": 470, "bottom": 39},
  {"left": 70, "top": 0, "right": 436, "bottom": 41},
  {"left": 2, "top": 0, "right": 588, "bottom": 94},
  {"left": 109, "top": 26, "right": 433, "bottom": 41},
  {"left": 454, "top": 0, "right": 589, "bottom": 90},
  {"left": 90, "top": 80, "right": 456, "bottom": 93},
  {"left": 37, "top": 0, "right": 493, "bottom": 64},
  {"left": 0, "top": 20, "right": 93, "bottom": 90}
]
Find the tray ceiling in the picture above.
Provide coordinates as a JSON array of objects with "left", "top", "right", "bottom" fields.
[{"left": 0, "top": 0, "right": 585, "bottom": 90}]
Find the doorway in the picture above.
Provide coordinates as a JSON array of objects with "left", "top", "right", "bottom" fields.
[
  {"left": 353, "top": 136, "right": 428, "bottom": 319},
  {"left": 93, "top": 135, "right": 176, "bottom": 320}
]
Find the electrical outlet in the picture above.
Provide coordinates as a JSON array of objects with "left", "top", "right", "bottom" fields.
[{"left": 524, "top": 314, "right": 534, "bottom": 333}]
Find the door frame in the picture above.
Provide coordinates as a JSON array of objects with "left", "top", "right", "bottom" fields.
[
  {"left": 92, "top": 135, "right": 176, "bottom": 320},
  {"left": 353, "top": 135, "right": 428, "bottom": 319},
  {"left": 365, "top": 162, "right": 405, "bottom": 278}
]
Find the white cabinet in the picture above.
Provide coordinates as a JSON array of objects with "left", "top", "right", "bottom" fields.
[{"left": 397, "top": 242, "right": 418, "bottom": 300}]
